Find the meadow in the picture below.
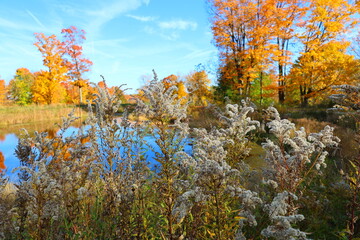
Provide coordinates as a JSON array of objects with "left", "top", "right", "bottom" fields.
[{"left": 0, "top": 104, "right": 87, "bottom": 126}]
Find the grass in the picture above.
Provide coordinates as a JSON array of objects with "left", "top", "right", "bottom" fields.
[
  {"left": 244, "top": 142, "right": 267, "bottom": 169},
  {"left": 0, "top": 183, "right": 16, "bottom": 201},
  {"left": 0, "top": 104, "right": 87, "bottom": 126}
]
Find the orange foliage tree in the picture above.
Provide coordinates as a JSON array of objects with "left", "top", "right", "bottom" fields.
[
  {"left": 210, "top": 0, "right": 359, "bottom": 105},
  {"left": 291, "top": 0, "right": 358, "bottom": 106},
  {"left": 33, "top": 33, "right": 68, "bottom": 104},
  {"left": 289, "top": 42, "right": 359, "bottom": 105},
  {"left": 185, "top": 70, "right": 212, "bottom": 106},
  {"left": 162, "top": 74, "right": 187, "bottom": 102},
  {"left": 209, "top": 0, "right": 275, "bottom": 100},
  {"left": 61, "top": 26, "right": 93, "bottom": 104},
  {"left": 0, "top": 79, "right": 7, "bottom": 105},
  {"left": 271, "top": 0, "right": 306, "bottom": 103}
]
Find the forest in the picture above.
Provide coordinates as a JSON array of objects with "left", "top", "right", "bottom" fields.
[{"left": 0, "top": 0, "right": 360, "bottom": 239}]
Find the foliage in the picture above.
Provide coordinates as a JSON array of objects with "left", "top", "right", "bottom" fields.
[
  {"left": 33, "top": 33, "right": 68, "bottom": 104},
  {"left": 32, "top": 70, "right": 66, "bottom": 104},
  {"left": 161, "top": 74, "right": 188, "bottom": 104},
  {"left": 185, "top": 70, "right": 212, "bottom": 106},
  {"left": 289, "top": 41, "right": 359, "bottom": 106},
  {"left": 8, "top": 68, "right": 35, "bottom": 105},
  {"left": 209, "top": 0, "right": 359, "bottom": 105},
  {"left": 0, "top": 80, "right": 7, "bottom": 105},
  {"left": 31, "top": 26, "right": 92, "bottom": 105},
  {"left": 0, "top": 76, "right": 349, "bottom": 239},
  {"left": 61, "top": 26, "right": 93, "bottom": 104}
]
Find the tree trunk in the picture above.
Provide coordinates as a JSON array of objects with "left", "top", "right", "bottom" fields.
[{"left": 260, "top": 71, "right": 263, "bottom": 106}]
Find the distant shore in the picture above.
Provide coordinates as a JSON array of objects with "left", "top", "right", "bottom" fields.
[{"left": 0, "top": 104, "right": 87, "bottom": 126}]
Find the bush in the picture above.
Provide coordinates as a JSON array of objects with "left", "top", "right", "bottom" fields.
[{"left": 0, "top": 76, "right": 351, "bottom": 239}]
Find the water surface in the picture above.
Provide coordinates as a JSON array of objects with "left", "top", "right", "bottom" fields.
[
  {"left": 0, "top": 120, "right": 192, "bottom": 182},
  {"left": 0, "top": 120, "right": 83, "bottom": 181}
]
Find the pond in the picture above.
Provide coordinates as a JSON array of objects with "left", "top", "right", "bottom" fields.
[
  {"left": 0, "top": 117, "right": 271, "bottom": 182},
  {"left": 0, "top": 120, "right": 85, "bottom": 181},
  {"left": 0, "top": 119, "right": 193, "bottom": 182}
]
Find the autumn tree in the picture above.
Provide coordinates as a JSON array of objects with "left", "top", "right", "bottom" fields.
[
  {"left": 271, "top": 0, "right": 305, "bottom": 103},
  {"left": 33, "top": 33, "right": 68, "bottom": 104},
  {"left": 8, "top": 68, "right": 35, "bottom": 105},
  {"left": 162, "top": 74, "right": 187, "bottom": 102},
  {"left": 32, "top": 70, "right": 67, "bottom": 104},
  {"left": 61, "top": 26, "right": 93, "bottom": 104},
  {"left": 289, "top": 42, "right": 359, "bottom": 105},
  {"left": 209, "top": 0, "right": 275, "bottom": 100},
  {"left": 351, "top": 31, "right": 360, "bottom": 62},
  {"left": 0, "top": 79, "right": 7, "bottom": 105},
  {"left": 185, "top": 70, "right": 212, "bottom": 106},
  {"left": 291, "top": 0, "right": 358, "bottom": 106}
]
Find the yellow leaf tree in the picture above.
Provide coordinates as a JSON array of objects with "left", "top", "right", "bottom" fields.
[
  {"left": 32, "top": 70, "right": 67, "bottom": 104},
  {"left": 289, "top": 41, "right": 359, "bottom": 105},
  {"left": 185, "top": 70, "right": 212, "bottom": 106},
  {"left": 33, "top": 33, "right": 68, "bottom": 104},
  {"left": 0, "top": 79, "right": 7, "bottom": 105},
  {"left": 162, "top": 74, "right": 188, "bottom": 103},
  {"left": 292, "top": 0, "right": 358, "bottom": 106},
  {"left": 271, "top": 0, "right": 306, "bottom": 103},
  {"left": 209, "top": 0, "right": 282, "bottom": 100}
]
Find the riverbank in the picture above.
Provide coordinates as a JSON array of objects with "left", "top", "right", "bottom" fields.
[{"left": 0, "top": 104, "right": 87, "bottom": 126}]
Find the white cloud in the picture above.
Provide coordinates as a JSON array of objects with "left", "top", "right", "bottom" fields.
[
  {"left": 84, "top": 0, "right": 149, "bottom": 36},
  {"left": 26, "top": 10, "right": 46, "bottom": 30},
  {"left": 158, "top": 20, "right": 197, "bottom": 31},
  {"left": 127, "top": 14, "right": 157, "bottom": 22},
  {"left": 144, "top": 26, "right": 180, "bottom": 40},
  {"left": 0, "top": 17, "right": 42, "bottom": 32},
  {"left": 181, "top": 49, "right": 217, "bottom": 62}
]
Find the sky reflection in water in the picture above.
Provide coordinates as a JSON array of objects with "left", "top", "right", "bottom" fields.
[{"left": 0, "top": 124, "right": 192, "bottom": 182}]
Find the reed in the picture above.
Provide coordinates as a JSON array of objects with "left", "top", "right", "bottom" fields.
[{"left": 0, "top": 104, "right": 87, "bottom": 126}]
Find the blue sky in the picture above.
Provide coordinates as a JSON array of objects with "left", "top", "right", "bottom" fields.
[{"left": 0, "top": 0, "right": 218, "bottom": 93}]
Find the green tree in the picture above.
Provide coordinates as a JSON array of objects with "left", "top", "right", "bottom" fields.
[{"left": 9, "top": 68, "right": 35, "bottom": 105}]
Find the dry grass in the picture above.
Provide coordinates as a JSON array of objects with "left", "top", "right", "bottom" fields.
[
  {"left": 0, "top": 104, "right": 87, "bottom": 126},
  {"left": 0, "top": 183, "right": 17, "bottom": 203},
  {"left": 188, "top": 106, "right": 220, "bottom": 129},
  {"left": 291, "top": 117, "right": 358, "bottom": 161},
  {"left": 244, "top": 142, "right": 267, "bottom": 169},
  {"left": 290, "top": 117, "right": 331, "bottom": 134}
]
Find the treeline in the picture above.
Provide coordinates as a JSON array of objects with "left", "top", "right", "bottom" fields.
[
  {"left": 0, "top": 23, "right": 214, "bottom": 107},
  {"left": 0, "top": 27, "right": 129, "bottom": 105},
  {"left": 1, "top": 0, "right": 360, "bottom": 108},
  {"left": 0, "top": 26, "right": 93, "bottom": 105},
  {"left": 209, "top": 0, "right": 360, "bottom": 106},
  {"left": 0, "top": 68, "right": 126, "bottom": 106}
]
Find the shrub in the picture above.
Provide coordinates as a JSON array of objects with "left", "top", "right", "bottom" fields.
[{"left": 0, "top": 75, "right": 345, "bottom": 239}]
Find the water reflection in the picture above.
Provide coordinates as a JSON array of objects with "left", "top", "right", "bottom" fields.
[
  {"left": 0, "top": 119, "right": 84, "bottom": 181},
  {"left": 0, "top": 119, "right": 192, "bottom": 182},
  {"left": 0, "top": 152, "right": 5, "bottom": 172}
]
